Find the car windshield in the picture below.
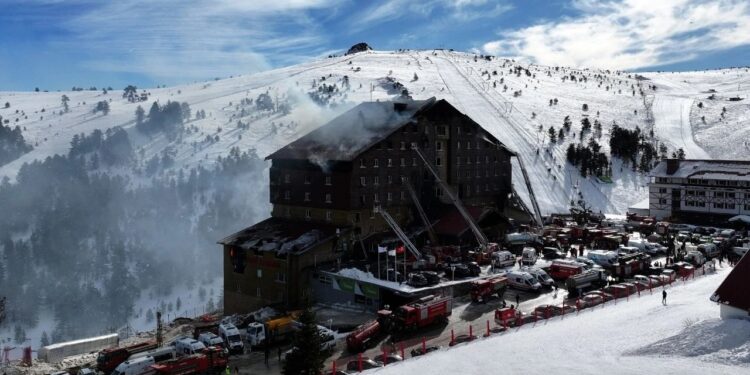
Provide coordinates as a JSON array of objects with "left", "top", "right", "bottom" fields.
[{"left": 229, "top": 335, "right": 241, "bottom": 342}]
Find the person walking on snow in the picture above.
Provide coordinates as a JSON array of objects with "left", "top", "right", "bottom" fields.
[
  {"left": 515, "top": 293, "right": 520, "bottom": 306},
  {"left": 662, "top": 289, "right": 668, "bottom": 305}
]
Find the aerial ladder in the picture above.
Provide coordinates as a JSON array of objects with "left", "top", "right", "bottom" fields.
[
  {"left": 411, "top": 145, "right": 493, "bottom": 257},
  {"left": 513, "top": 154, "right": 544, "bottom": 228},
  {"left": 403, "top": 178, "right": 439, "bottom": 245},
  {"left": 373, "top": 205, "right": 422, "bottom": 261}
]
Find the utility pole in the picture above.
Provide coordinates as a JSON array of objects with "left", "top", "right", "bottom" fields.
[{"left": 156, "top": 311, "right": 163, "bottom": 347}]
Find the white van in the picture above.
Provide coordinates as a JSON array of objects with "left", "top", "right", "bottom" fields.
[
  {"left": 685, "top": 250, "right": 706, "bottom": 266},
  {"left": 626, "top": 239, "right": 665, "bottom": 255},
  {"left": 198, "top": 332, "right": 225, "bottom": 349},
  {"left": 506, "top": 270, "right": 542, "bottom": 292},
  {"left": 617, "top": 245, "right": 640, "bottom": 255},
  {"left": 172, "top": 337, "right": 206, "bottom": 356},
  {"left": 219, "top": 323, "right": 245, "bottom": 354},
  {"left": 521, "top": 248, "right": 538, "bottom": 266},
  {"left": 697, "top": 243, "right": 719, "bottom": 258},
  {"left": 492, "top": 250, "right": 515, "bottom": 268},
  {"left": 586, "top": 250, "right": 618, "bottom": 267},
  {"left": 112, "top": 356, "right": 155, "bottom": 375},
  {"left": 521, "top": 267, "right": 555, "bottom": 288}
]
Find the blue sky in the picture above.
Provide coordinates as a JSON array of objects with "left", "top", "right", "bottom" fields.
[{"left": 1, "top": 0, "right": 749, "bottom": 91}]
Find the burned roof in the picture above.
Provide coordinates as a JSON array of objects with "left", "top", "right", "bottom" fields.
[
  {"left": 711, "top": 253, "right": 750, "bottom": 311},
  {"left": 218, "top": 217, "right": 345, "bottom": 255},
  {"left": 651, "top": 159, "right": 750, "bottom": 182},
  {"left": 266, "top": 98, "right": 437, "bottom": 161}
]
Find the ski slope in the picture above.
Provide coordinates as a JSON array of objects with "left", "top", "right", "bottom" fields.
[
  {"left": 1, "top": 50, "right": 749, "bottom": 215},
  {"left": 652, "top": 95, "right": 711, "bottom": 159},
  {"left": 376, "top": 266, "right": 749, "bottom": 375}
]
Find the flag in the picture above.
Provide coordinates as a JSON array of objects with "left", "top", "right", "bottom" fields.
[
  {"left": 377, "top": 245, "right": 388, "bottom": 253},
  {"left": 396, "top": 245, "right": 405, "bottom": 255}
]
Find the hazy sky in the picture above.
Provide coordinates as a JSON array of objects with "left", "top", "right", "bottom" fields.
[{"left": 1, "top": 0, "right": 749, "bottom": 91}]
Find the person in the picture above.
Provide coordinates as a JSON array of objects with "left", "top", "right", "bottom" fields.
[
  {"left": 225, "top": 366, "right": 231, "bottom": 375},
  {"left": 277, "top": 346, "right": 282, "bottom": 362},
  {"left": 234, "top": 366, "right": 239, "bottom": 375},
  {"left": 662, "top": 289, "right": 668, "bottom": 305},
  {"left": 515, "top": 293, "right": 520, "bottom": 306},
  {"left": 553, "top": 284, "right": 558, "bottom": 299}
]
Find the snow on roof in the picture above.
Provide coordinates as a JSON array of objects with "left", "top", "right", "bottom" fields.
[
  {"left": 711, "top": 253, "right": 750, "bottom": 311},
  {"left": 728, "top": 215, "right": 750, "bottom": 224},
  {"left": 266, "top": 98, "right": 437, "bottom": 161},
  {"left": 217, "top": 217, "right": 344, "bottom": 255},
  {"left": 651, "top": 159, "right": 750, "bottom": 181}
]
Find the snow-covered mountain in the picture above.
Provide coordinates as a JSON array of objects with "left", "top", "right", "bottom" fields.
[{"left": 2, "top": 50, "right": 748, "bottom": 214}]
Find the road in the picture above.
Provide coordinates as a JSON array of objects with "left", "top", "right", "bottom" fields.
[{"left": 652, "top": 95, "right": 711, "bottom": 159}]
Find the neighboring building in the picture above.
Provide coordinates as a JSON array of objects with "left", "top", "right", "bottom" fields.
[
  {"left": 710, "top": 252, "right": 750, "bottom": 320},
  {"left": 648, "top": 159, "right": 750, "bottom": 222},
  {"left": 219, "top": 98, "right": 514, "bottom": 314}
]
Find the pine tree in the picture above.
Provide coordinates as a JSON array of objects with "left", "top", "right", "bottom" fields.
[
  {"left": 558, "top": 128, "right": 565, "bottom": 142},
  {"left": 61, "top": 95, "right": 70, "bottom": 113},
  {"left": 548, "top": 126, "right": 557, "bottom": 143},
  {"left": 282, "top": 308, "right": 325, "bottom": 375}
]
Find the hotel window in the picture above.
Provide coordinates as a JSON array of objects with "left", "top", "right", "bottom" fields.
[
  {"left": 388, "top": 175, "right": 393, "bottom": 185},
  {"left": 457, "top": 157, "right": 461, "bottom": 165},
  {"left": 359, "top": 195, "right": 366, "bottom": 206},
  {"left": 325, "top": 193, "right": 331, "bottom": 203},
  {"left": 485, "top": 156, "right": 490, "bottom": 163},
  {"left": 387, "top": 158, "right": 393, "bottom": 167},
  {"left": 257, "top": 269, "right": 263, "bottom": 278},
  {"left": 457, "top": 141, "right": 461, "bottom": 150},
  {"left": 374, "top": 158, "right": 379, "bottom": 168},
  {"left": 400, "top": 141, "right": 406, "bottom": 150},
  {"left": 276, "top": 272, "right": 286, "bottom": 283},
  {"left": 354, "top": 213, "right": 361, "bottom": 223},
  {"left": 284, "top": 191, "right": 290, "bottom": 200},
  {"left": 374, "top": 193, "right": 379, "bottom": 203},
  {"left": 285, "top": 207, "right": 291, "bottom": 217},
  {"left": 659, "top": 188, "right": 667, "bottom": 193},
  {"left": 400, "top": 191, "right": 406, "bottom": 200},
  {"left": 412, "top": 157, "right": 417, "bottom": 166},
  {"left": 360, "top": 159, "right": 366, "bottom": 168},
  {"left": 387, "top": 192, "right": 392, "bottom": 202},
  {"left": 360, "top": 176, "right": 367, "bottom": 186},
  {"left": 467, "top": 141, "right": 471, "bottom": 150},
  {"left": 305, "top": 209, "right": 311, "bottom": 219},
  {"left": 304, "top": 192, "right": 311, "bottom": 201},
  {"left": 284, "top": 174, "right": 290, "bottom": 183},
  {"left": 745, "top": 204, "right": 750, "bottom": 211},
  {"left": 374, "top": 176, "right": 380, "bottom": 185},
  {"left": 438, "top": 126, "right": 448, "bottom": 136},
  {"left": 400, "top": 158, "right": 406, "bottom": 167},
  {"left": 326, "top": 211, "right": 332, "bottom": 221},
  {"left": 304, "top": 175, "right": 311, "bottom": 184},
  {"left": 436, "top": 141, "right": 443, "bottom": 151},
  {"left": 476, "top": 156, "right": 480, "bottom": 164},
  {"left": 325, "top": 176, "right": 332, "bottom": 185},
  {"left": 256, "top": 288, "right": 261, "bottom": 297},
  {"left": 436, "top": 157, "right": 442, "bottom": 166}
]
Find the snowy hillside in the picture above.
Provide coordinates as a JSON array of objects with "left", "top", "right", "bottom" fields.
[
  {"left": 1, "top": 50, "right": 749, "bottom": 215},
  {"left": 376, "top": 266, "right": 749, "bottom": 375}
]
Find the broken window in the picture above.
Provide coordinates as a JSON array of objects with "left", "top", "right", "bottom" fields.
[
  {"left": 325, "top": 176, "right": 332, "bottom": 185},
  {"left": 326, "top": 211, "right": 332, "bottom": 221},
  {"left": 304, "top": 192, "right": 311, "bottom": 201},
  {"left": 325, "top": 193, "right": 331, "bottom": 203}
]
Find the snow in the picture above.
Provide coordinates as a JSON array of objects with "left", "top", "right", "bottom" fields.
[
  {"left": 652, "top": 95, "right": 710, "bottom": 159},
  {"left": 375, "top": 267, "right": 749, "bottom": 374}
]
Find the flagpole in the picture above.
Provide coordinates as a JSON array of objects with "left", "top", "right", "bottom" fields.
[{"left": 377, "top": 244, "right": 381, "bottom": 280}]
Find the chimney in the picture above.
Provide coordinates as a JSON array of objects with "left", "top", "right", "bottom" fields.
[
  {"left": 666, "top": 159, "right": 680, "bottom": 175},
  {"left": 393, "top": 102, "right": 407, "bottom": 112}
]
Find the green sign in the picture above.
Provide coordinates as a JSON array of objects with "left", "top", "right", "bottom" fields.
[
  {"left": 359, "top": 282, "right": 379, "bottom": 299},
  {"left": 337, "top": 277, "right": 355, "bottom": 293}
]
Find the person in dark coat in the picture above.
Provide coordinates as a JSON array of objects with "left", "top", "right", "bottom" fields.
[
  {"left": 277, "top": 346, "right": 282, "bottom": 362},
  {"left": 662, "top": 289, "right": 668, "bottom": 305},
  {"left": 515, "top": 294, "right": 520, "bottom": 306}
]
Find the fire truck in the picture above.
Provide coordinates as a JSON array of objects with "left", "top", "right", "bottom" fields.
[
  {"left": 382, "top": 295, "right": 452, "bottom": 332},
  {"left": 470, "top": 276, "right": 507, "bottom": 303},
  {"left": 96, "top": 341, "right": 158, "bottom": 374},
  {"left": 150, "top": 347, "right": 228, "bottom": 375},
  {"left": 345, "top": 319, "right": 382, "bottom": 353},
  {"left": 612, "top": 253, "right": 651, "bottom": 279}
]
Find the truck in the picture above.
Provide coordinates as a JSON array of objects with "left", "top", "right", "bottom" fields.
[
  {"left": 150, "top": 347, "right": 228, "bottom": 375},
  {"left": 387, "top": 295, "right": 452, "bottom": 332},
  {"left": 345, "top": 319, "right": 382, "bottom": 353},
  {"left": 470, "top": 276, "right": 507, "bottom": 303},
  {"left": 611, "top": 253, "right": 651, "bottom": 279},
  {"left": 565, "top": 269, "right": 605, "bottom": 295},
  {"left": 218, "top": 323, "right": 244, "bottom": 354},
  {"left": 245, "top": 313, "right": 298, "bottom": 348},
  {"left": 96, "top": 341, "right": 157, "bottom": 374},
  {"left": 548, "top": 259, "right": 585, "bottom": 280}
]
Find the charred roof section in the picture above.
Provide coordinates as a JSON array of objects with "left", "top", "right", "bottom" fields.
[
  {"left": 218, "top": 217, "right": 345, "bottom": 255},
  {"left": 266, "top": 98, "right": 437, "bottom": 162}
]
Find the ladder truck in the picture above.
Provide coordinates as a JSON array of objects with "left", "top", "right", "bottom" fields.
[
  {"left": 374, "top": 206, "right": 435, "bottom": 269},
  {"left": 513, "top": 154, "right": 544, "bottom": 228},
  {"left": 411, "top": 145, "right": 498, "bottom": 263}
]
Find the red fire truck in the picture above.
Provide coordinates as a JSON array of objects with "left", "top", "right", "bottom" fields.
[
  {"left": 470, "top": 276, "right": 507, "bottom": 303},
  {"left": 548, "top": 260, "right": 585, "bottom": 280},
  {"left": 150, "top": 347, "right": 228, "bottom": 375},
  {"left": 385, "top": 295, "right": 452, "bottom": 332},
  {"left": 345, "top": 319, "right": 382, "bottom": 353},
  {"left": 96, "top": 341, "right": 158, "bottom": 374}
]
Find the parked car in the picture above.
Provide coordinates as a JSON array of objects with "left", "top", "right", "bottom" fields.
[
  {"left": 346, "top": 358, "right": 382, "bottom": 371},
  {"left": 420, "top": 271, "right": 441, "bottom": 285},
  {"left": 583, "top": 290, "right": 614, "bottom": 302},
  {"left": 411, "top": 346, "right": 440, "bottom": 357},
  {"left": 521, "top": 267, "right": 555, "bottom": 288},
  {"left": 580, "top": 294, "right": 604, "bottom": 308},
  {"left": 407, "top": 273, "right": 429, "bottom": 287},
  {"left": 374, "top": 354, "right": 403, "bottom": 366}
]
